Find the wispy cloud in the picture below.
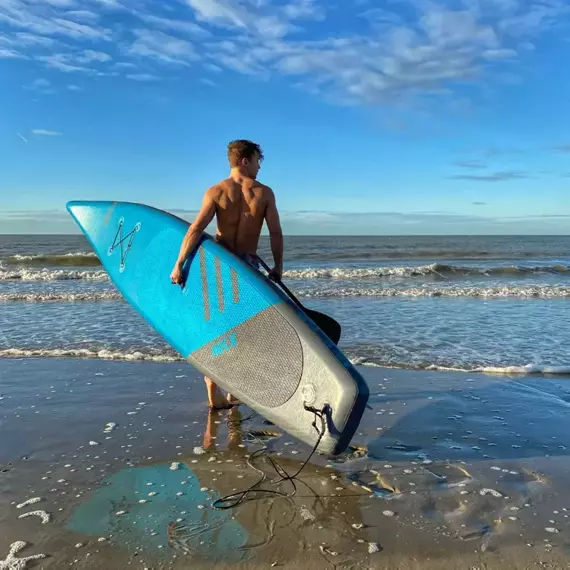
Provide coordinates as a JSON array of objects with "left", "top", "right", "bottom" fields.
[
  {"left": 127, "top": 29, "right": 198, "bottom": 65},
  {"left": 472, "top": 201, "right": 486, "bottom": 206},
  {"left": 481, "top": 147, "right": 524, "bottom": 157},
  {"left": 67, "top": 83, "right": 81, "bottom": 90},
  {"left": 36, "top": 53, "right": 94, "bottom": 73},
  {"left": 454, "top": 160, "right": 488, "bottom": 169},
  {"left": 75, "top": 49, "right": 112, "bottom": 63},
  {"left": 126, "top": 72, "right": 160, "bottom": 81},
  {"left": 449, "top": 171, "right": 530, "bottom": 182},
  {"left": 554, "top": 144, "right": 570, "bottom": 153},
  {"left": 134, "top": 13, "right": 210, "bottom": 38},
  {"left": 1, "top": 0, "right": 569, "bottom": 106},
  {"left": 23, "top": 78, "right": 54, "bottom": 94},
  {"left": 32, "top": 129, "right": 62, "bottom": 136}
]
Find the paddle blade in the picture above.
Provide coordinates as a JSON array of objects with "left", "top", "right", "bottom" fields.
[{"left": 304, "top": 308, "right": 342, "bottom": 345}]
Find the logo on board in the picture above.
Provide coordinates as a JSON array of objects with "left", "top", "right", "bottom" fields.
[
  {"left": 211, "top": 333, "right": 238, "bottom": 358},
  {"left": 108, "top": 217, "right": 141, "bottom": 272}
]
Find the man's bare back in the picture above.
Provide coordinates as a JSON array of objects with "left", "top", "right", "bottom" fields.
[
  {"left": 169, "top": 139, "right": 283, "bottom": 409},
  {"left": 209, "top": 178, "right": 274, "bottom": 256}
]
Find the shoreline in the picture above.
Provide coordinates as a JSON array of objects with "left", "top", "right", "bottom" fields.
[
  {"left": 3, "top": 353, "right": 570, "bottom": 380},
  {"left": 1, "top": 358, "right": 570, "bottom": 568}
]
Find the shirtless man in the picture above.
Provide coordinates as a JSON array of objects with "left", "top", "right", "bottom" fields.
[{"left": 169, "top": 140, "right": 284, "bottom": 409}]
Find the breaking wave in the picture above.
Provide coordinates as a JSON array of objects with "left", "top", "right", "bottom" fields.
[{"left": 284, "top": 263, "right": 570, "bottom": 280}]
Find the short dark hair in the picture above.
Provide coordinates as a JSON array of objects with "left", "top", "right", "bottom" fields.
[{"left": 227, "top": 140, "right": 263, "bottom": 167}]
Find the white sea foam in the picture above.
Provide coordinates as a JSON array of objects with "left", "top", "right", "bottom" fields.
[
  {"left": 284, "top": 263, "right": 570, "bottom": 280},
  {"left": 4, "top": 285, "right": 570, "bottom": 303},
  {"left": 0, "top": 268, "right": 108, "bottom": 281},
  {"left": 426, "top": 363, "right": 570, "bottom": 376},
  {"left": 2, "top": 346, "right": 568, "bottom": 377},
  {"left": 0, "top": 291, "right": 121, "bottom": 302},
  {"left": 0, "top": 348, "right": 182, "bottom": 362},
  {"left": 299, "top": 285, "right": 570, "bottom": 299},
  {"left": 8, "top": 252, "right": 98, "bottom": 262},
  {"left": 284, "top": 264, "right": 444, "bottom": 279}
]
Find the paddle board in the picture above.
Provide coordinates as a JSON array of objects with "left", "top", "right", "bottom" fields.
[{"left": 66, "top": 200, "right": 369, "bottom": 455}]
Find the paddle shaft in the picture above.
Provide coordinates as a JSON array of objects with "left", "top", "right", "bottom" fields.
[
  {"left": 255, "top": 256, "right": 306, "bottom": 310},
  {"left": 255, "top": 255, "right": 342, "bottom": 344}
]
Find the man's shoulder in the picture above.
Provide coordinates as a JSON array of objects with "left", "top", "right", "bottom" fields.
[
  {"left": 253, "top": 180, "right": 274, "bottom": 195},
  {"left": 205, "top": 179, "right": 232, "bottom": 196}
]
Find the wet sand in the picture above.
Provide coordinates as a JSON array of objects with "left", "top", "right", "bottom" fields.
[{"left": 1, "top": 358, "right": 570, "bottom": 569}]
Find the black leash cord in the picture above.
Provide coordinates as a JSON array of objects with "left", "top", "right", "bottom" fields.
[{"left": 211, "top": 406, "right": 327, "bottom": 510}]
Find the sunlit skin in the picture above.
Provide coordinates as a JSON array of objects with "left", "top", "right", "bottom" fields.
[{"left": 170, "top": 142, "right": 284, "bottom": 409}]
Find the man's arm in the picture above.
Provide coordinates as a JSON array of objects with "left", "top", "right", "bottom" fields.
[
  {"left": 170, "top": 190, "right": 216, "bottom": 284},
  {"left": 264, "top": 188, "right": 283, "bottom": 279}
]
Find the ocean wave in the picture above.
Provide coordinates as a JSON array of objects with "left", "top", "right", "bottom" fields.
[
  {"left": 0, "top": 268, "right": 109, "bottom": 281},
  {"left": 2, "top": 346, "right": 569, "bottom": 378},
  {"left": 287, "top": 249, "right": 550, "bottom": 261},
  {"left": 3, "top": 347, "right": 569, "bottom": 379},
  {"left": 348, "top": 356, "right": 570, "bottom": 376},
  {"left": 0, "top": 347, "right": 182, "bottom": 362},
  {"left": 2, "top": 262, "right": 568, "bottom": 282},
  {"left": 425, "top": 363, "right": 570, "bottom": 375},
  {"left": 3, "top": 284, "right": 570, "bottom": 303},
  {"left": 5, "top": 252, "right": 101, "bottom": 267},
  {"left": 284, "top": 263, "right": 570, "bottom": 280},
  {"left": 0, "top": 291, "right": 122, "bottom": 302},
  {"left": 299, "top": 285, "right": 570, "bottom": 298}
]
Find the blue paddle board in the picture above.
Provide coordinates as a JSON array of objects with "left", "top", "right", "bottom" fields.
[{"left": 66, "top": 200, "right": 369, "bottom": 455}]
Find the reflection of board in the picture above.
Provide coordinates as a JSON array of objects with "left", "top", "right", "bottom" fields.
[{"left": 67, "top": 200, "right": 369, "bottom": 455}]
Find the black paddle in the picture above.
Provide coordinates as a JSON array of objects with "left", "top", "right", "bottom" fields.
[{"left": 256, "top": 256, "right": 342, "bottom": 345}]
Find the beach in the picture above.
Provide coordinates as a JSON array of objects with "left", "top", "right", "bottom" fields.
[{"left": 2, "top": 357, "right": 570, "bottom": 569}]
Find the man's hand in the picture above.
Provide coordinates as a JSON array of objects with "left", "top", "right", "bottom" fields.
[
  {"left": 268, "top": 266, "right": 283, "bottom": 282},
  {"left": 170, "top": 263, "right": 185, "bottom": 286}
]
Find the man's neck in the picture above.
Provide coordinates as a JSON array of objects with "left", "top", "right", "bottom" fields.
[{"left": 230, "top": 168, "right": 252, "bottom": 183}]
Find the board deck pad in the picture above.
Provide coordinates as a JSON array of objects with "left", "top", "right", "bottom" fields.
[{"left": 66, "top": 200, "right": 369, "bottom": 455}]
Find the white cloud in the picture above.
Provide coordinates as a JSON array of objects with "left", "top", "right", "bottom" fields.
[
  {"left": 76, "top": 49, "right": 112, "bottom": 63},
  {"left": 23, "top": 78, "right": 53, "bottom": 93},
  {"left": 32, "top": 129, "right": 62, "bottom": 136},
  {"left": 134, "top": 13, "right": 210, "bottom": 37},
  {"left": 115, "top": 61, "right": 137, "bottom": 68},
  {"left": 126, "top": 72, "right": 160, "bottom": 81},
  {"left": 64, "top": 9, "right": 100, "bottom": 21},
  {"left": 0, "top": 46, "right": 24, "bottom": 58},
  {"left": 127, "top": 29, "right": 198, "bottom": 65},
  {"left": 67, "top": 83, "right": 81, "bottom": 90},
  {"left": 1, "top": 0, "right": 568, "bottom": 106},
  {"left": 36, "top": 53, "right": 92, "bottom": 73}
]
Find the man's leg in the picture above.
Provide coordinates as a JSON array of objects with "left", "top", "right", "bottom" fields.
[{"left": 204, "top": 376, "right": 238, "bottom": 408}]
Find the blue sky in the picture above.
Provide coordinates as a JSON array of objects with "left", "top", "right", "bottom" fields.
[{"left": 1, "top": 0, "right": 570, "bottom": 235}]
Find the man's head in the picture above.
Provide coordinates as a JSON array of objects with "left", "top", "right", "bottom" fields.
[{"left": 227, "top": 139, "right": 263, "bottom": 179}]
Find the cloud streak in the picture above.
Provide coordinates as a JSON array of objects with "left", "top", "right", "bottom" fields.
[
  {"left": 454, "top": 160, "right": 488, "bottom": 169},
  {"left": 32, "top": 129, "right": 62, "bottom": 136},
  {"left": 449, "top": 171, "right": 530, "bottom": 182}
]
